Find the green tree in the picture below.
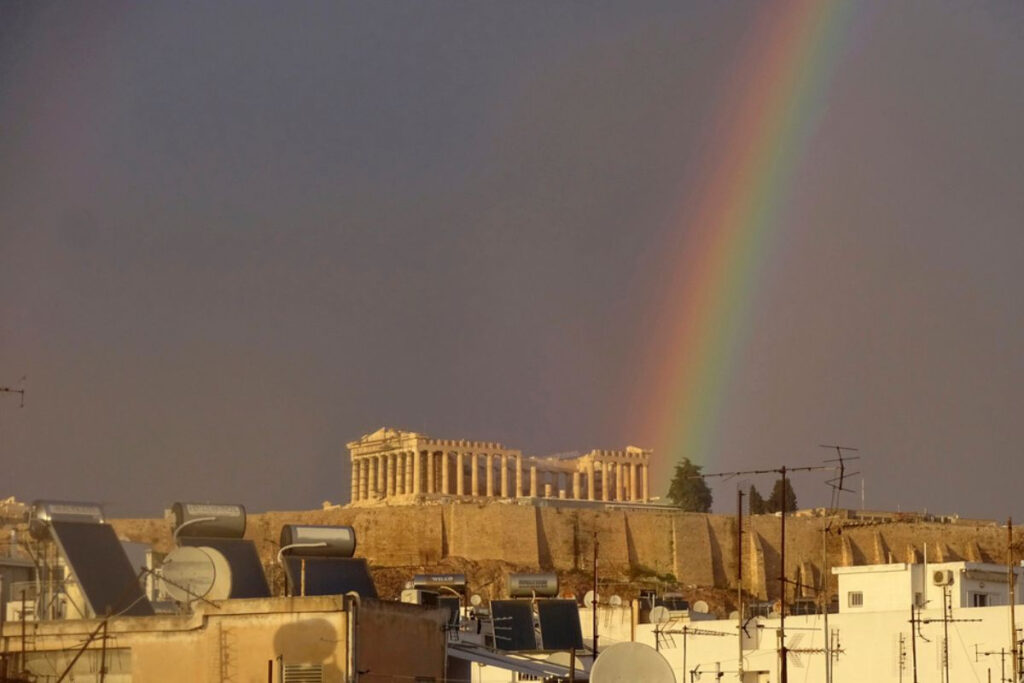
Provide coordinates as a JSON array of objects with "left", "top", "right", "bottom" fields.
[
  {"left": 748, "top": 485, "right": 767, "bottom": 515},
  {"left": 667, "top": 458, "right": 713, "bottom": 512},
  {"left": 766, "top": 477, "right": 798, "bottom": 513}
]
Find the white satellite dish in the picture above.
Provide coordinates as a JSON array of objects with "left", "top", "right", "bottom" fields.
[
  {"left": 609, "top": 595, "right": 622, "bottom": 607},
  {"left": 161, "top": 545, "right": 232, "bottom": 604},
  {"left": 584, "top": 590, "right": 599, "bottom": 607},
  {"left": 693, "top": 600, "right": 709, "bottom": 614},
  {"left": 728, "top": 610, "right": 740, "bottom": 620},
  {"left": 649, "top": 605, "right": 671, "bottom": 624},
  {"left": 590, "top": 642, "right": 676, "bottom": 683},
  {"left": 470, "top": 594, "right": 482, "bottom": 607}
]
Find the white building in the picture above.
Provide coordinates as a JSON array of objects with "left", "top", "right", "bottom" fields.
[{"left": 573, "top": 561, "right": 1024, "bottom": 683}]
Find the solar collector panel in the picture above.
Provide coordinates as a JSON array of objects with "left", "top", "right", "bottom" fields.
[
  {"left": 536, "top": 599, "right": 584, "bottom": 650},
  {"left": 490, "top": 600, "right": 537, "bottom": 651},
  {"left": 282, "top": 556, "right": 378, "bottom": 599},
  {"left": 49, "top": 521, "right": 154, "bottom": 617}
]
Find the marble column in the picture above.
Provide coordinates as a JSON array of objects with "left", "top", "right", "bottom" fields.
[
  {"left": 602, "top": 462, "right": 611, "bottom": 502},
  {"left": 515, "top": 455, "right": 523, "bottom": 497},
  {"left": 642, "top": 463, "right": 650, "bottom": 502},
  {"left": 588, "top": 461, "right": 596, "bottom": 501},
  {"left": 405, "top": 452, "right": 414, "bottom": 494},
  {"left": 441, "top": 451, "right": 450, "bottom": 494},
  {"left": 622, "top": 458, "right": 630, "bottom": 501},
  {"left": 355, "top": 459, "right": 363, "bottom": 501},
  {"left": 392, "top": 453, "right": 400, "bottom": 496},
  {"left": 471, "top": 453, "right": 479, "bottom": 497},
  {"left": 427, "top": 451, "right": 436, "bottom": 494},
  {"left": 413, "top": 450, "right": 422, "bottom": 495},
  {"left": 350, "top": 461, "right": 359, "bottom": 502},
  {"left": 383, "top": 454, "right": 392, "bottom": 498},
  {"left": 530, "top": 466, "right": 538, "bottom": 497},
  {"left": 500, "top": 454, "right": 509, "bottom": 498},
  {"left": 457, "top": 452, "right": 465, "bottom": 496},
  {"left": 485, "top": 454, "right": 494, "bottom": 497},
  {"left": 572, "top": 471, "right": 581, "bottom": 500}
]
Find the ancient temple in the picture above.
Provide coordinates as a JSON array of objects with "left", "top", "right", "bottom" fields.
[{"left": 347, "top": 427, "right": 652, "bottom": 506}]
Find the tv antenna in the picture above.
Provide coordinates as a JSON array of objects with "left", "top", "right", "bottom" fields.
[
  {"left": 690, "top": 453, "right": 858, "bottom": 683},
  {"left": 1, "top": 377, "right": 26, "bottom": 408},
  {"left": 819, "top": 445, "right": 860, "bottom": 511}
]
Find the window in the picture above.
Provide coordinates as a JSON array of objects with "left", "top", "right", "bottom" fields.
[
  {"left": 847, "top": 591, "right": 863, "bottom": 608},
  {"left": 972, "top": 593, "right": 989, "bottom": 607}
]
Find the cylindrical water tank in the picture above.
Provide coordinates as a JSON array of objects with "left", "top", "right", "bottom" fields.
[
  {"left": 412, "top": 574, "right": 468, "bottom": 591},
  {"left": 278, "top": 525, "right": 356, "bottom": 557},
  {"left": 170, "top": 502, "right": 246, "bottom": 539},
  {"left": 29, "top": 500, "right": 105, "bottom": 539},
  {"left": 508, "top": 572, "right": 559, "bottom": 598}
]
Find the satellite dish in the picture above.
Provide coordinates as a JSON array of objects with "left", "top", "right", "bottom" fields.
[
  {"left": 609, "top": 595, "right": 622, "bottom": 607},
  {"left": 584, "top": 590, "right": 598, "bottom": 607},
  {"left": 693, "top": 600, "right": 709, "bottom": 614},
  {"left": 470, "top": 594, "right": 482, "bottom": 607},
  {"left": 649, "top": 605, "right": 671, "bottom": 624},
  {"left": 590, "top": 642, "right": 676, "bottom": 683},
  {"left": 161, "top": 546, "right": 232, "bottom": 603},
  {"left": 728, "top": 610, "right": 740, "bottom": 620}
]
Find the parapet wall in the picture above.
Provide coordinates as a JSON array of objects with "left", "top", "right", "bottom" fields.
[{"left": 114, "top": 501, "right": 1012, "bottom": 601}]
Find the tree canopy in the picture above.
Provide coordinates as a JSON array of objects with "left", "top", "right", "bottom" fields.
[
  {"left": 667, "top": 458, "right": 713, "bottom": 512},
  {"left": 766, "top": 477, "right": 798, "bottom": 513},
  {"left": 748, "top": 485, "right": 767, "bottom": 515}
]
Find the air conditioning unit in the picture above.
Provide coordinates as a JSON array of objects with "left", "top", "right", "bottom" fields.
[{"left": 933, "top": 569, "right": 954, "bottom": 586}]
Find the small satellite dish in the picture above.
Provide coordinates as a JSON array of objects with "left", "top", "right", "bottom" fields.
[
  {"left": 584, "top": 590, "right": 598, "bottom": 607},
  {"left": 470, "top": 594, "right": 482, "bottom": 607},
  {"left": 590, "top": 642, "right": 676, "bottom": 683},
  {"left": 649, "top": 605, "right": 671, "bottom": 624},
  {"left": 693, "top": 600, "right": 709, "bottom": 614},
  {"left": 161, "top": 545, "right": 232, "bottom": 604},
  {"left": 609, "top": 595, "right": 622, "bottom": 607},
  {"left": 728, "top": 610, "right": 740, "bottom": 620}
]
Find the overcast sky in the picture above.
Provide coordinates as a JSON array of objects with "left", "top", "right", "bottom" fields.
[{"left": 1, "top": 1, "right": 1022, "bottom": 519}]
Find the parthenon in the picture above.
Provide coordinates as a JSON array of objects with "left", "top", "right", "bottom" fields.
[{"left": 347, "top": 427, "right": 652, "bottom": 506}]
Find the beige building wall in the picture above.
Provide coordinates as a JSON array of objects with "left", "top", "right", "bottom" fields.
[{"left": 1, "top": 595, "right": 447, "bottom": 683}]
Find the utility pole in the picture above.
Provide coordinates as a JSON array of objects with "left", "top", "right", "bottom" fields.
[
  {"left": 737, "top": 488, "right": 744, "bottom": 683},
  {"left": 1009, "top": 518, "right": 1019, "bottom": 683},
  {"left": 592, "top": 531, "right": 599, "bottom": 657},
  {"left": 0, "top": 382, "right": 25, "bottom": 408}
]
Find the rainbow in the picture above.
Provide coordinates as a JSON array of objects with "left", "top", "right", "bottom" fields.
[{"left": 636, "top": 1, "right": 860, "bottom": 484}]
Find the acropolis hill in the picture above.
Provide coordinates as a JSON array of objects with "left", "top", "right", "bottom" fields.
[{"left": 104, "top": 501, "right": 1011, "bottom": 609}]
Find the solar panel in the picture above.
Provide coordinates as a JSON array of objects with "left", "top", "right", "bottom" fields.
[
  {"left": 49, "top": 521, "right": 154, "bottom": 617},
  {"left": 181, "top": 538, "right": 270, "bottom": 599},
  {"left": 282, "top": 556, "right": 378, "bottom": 599},
  {"left": 536, "top": 599, "right": 584, "bottom": 650},
  {"left": 490, "top": 600, "right": 537, "bottom": 651}
]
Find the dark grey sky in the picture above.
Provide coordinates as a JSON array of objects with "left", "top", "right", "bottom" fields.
[{"left": 2, "top": 1, "right": 1022, "bottom": 519}]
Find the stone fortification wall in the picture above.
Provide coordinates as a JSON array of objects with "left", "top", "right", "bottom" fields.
[{"left": 111, "top": 501, "right": 1012, "bottom": 601}]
